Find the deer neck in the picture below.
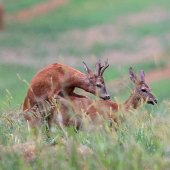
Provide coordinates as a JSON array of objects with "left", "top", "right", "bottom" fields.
[
  {"left": 71, "top": 71, "right": 93, "bottom": 94},
  {"left": 123, "top": 89, "right": 142, "bottom": 111}
]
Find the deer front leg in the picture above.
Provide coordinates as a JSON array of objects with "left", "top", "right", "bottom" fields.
[
  {"left": 47, "top": 90, "right": 77, "bottom": 129},
  {"left": 53, "top": 94, "right": 83, "bottom": 129}
]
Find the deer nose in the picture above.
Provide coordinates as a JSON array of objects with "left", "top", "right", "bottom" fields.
[
  {"left": 101, "top": 95, "right": 110, "bottom": 100},
  {"left": 154, "top": 100, "right": 157, "bottom": 104},
  {"left": 105, "top": 95, "right": 110, "bottom": 100}
]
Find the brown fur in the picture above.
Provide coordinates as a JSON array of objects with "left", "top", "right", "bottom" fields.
[
  {"left": 52, "top": 67, "right": 157, "bottom": 129},
  {"left": 23, "top": 62, "right": 110, "bottom": 130}
]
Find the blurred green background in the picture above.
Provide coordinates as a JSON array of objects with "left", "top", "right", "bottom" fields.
[
  {"left": 1, "top": 0, "right": 170, "bottom": 169},
  {"left": 1, "top": 0, "right": 170, "bottom": 111}
]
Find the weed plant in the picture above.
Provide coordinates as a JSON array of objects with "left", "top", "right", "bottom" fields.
[{"left": 0, "top": 94, "right": 170, "bottom": 169}]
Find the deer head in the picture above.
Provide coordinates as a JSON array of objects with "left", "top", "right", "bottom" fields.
[
  {"left": 129, "top": 67, "right": 157, "bottom": 105},
  {"left": 83, "top": 59, "right": 110, "bottom": 100}
]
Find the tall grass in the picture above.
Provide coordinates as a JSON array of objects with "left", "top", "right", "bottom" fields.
[
  {"left": 0, "top": 96, "right": 170, "bottom": 169},
  {"left": 1, "top": 0, "right": 170, "bottom": 168}
]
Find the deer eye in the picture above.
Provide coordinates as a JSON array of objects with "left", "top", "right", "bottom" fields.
[
  {"left": 96, "top": 84, "right": 101, "bottom": 88},
  {"left": 141, "top": 89, "right": 147, "bottom": 93}
]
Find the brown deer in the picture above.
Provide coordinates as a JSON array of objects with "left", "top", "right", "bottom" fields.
[
  {"left": 52, "top": 67, "right": 157, "bottom": 130},
  {"left": 23, "top": 60, "right": 110, "bottom": 130}
]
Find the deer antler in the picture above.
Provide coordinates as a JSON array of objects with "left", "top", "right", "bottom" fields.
[
  {"left": 101, "top": 59, "right": 109, "bottom": 76},
  {"left": 94, "top": 60, "right": 104, "bottom": 76}
]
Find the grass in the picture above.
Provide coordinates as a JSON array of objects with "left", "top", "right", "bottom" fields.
[
  {"left": 0, "top": 64, "right": 38, "bottom": 108},
  {"left": 0, "top": 0, "right": 169, "bottom": 73},
  {"left": 0, "top": 94, "right": 170, "bottom": 169},
  {"left": 127, "top": 19, "right": 170, "bottom": 38},
  {"left": 2, "top": 0, "right": 170, "bottom": 47},
  {"left": 4, "top": 0, "right": 48, "bottom": 13},
  {"left": 89, "top": 42, "right": 128, "bottom": 57},
  {"left": 0, "top": 0, "right": 169, "bottom": 70},
  {"left": 1, "top": 0, "right": 170, "bottom": 167},
  {"left": 10, "top": 0, "right": 169, "bottom": 36},
  {"left": 151, "top": 79, "right": 170, "bottom": 102}
]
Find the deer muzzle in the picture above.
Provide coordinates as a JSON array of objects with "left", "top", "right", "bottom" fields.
[
  {"left": 102, "top": 94, "right": 110, "bottom": 100},
  {"left": 147, "top": 99, "right": 157, "bottom": 105},
  {"left": 101, "top": 86, "right": 110, "bottom": 100}
]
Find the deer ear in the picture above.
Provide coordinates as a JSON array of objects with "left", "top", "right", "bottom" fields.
[
  {"left": 139, "top": 70, "right": 145, "bottom": 82},
  {"left": 129, "top": 67, "right": 137, "bottom": 83},
  {"left": 83, "top": 62, "right": 94, "bottom": 78}
]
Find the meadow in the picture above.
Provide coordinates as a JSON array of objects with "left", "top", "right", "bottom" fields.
[{"left": 0, "top": 0, "right": 170, "bottom": 169}]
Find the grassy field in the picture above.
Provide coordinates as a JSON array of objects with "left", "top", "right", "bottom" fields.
[
  {"left": 0, "top": 97, "right": 170, "bottom": 169},
  {"left": 0, "top": 0, "right": 170, "bottom": 168},
  {"left": 0, "top": 64, "right": 38, "bottom": 108},
  {"left": 4, "top": 0, "right": 47, "bottom": 13}
]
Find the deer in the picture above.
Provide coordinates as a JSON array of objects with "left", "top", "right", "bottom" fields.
[
  {"left": 51, "top": 67, "right": 157, "bottom": 130},
  {"left": 23, "top": 60, "right": 110, "bottom": 130}
]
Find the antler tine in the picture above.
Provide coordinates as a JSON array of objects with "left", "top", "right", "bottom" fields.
[
  {"left": 101, "top": 59, "right": 109, "bottom": 76},
  {"left": 95, "top": 59, "right": 104, "bottom": 76},
  {"left": 99, "top": 64, "right": 104, "bottom": 75}
]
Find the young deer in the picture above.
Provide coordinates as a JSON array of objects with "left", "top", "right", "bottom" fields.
[
  {"left": 23, "top": 60, "right": 110, "bottom": 130},
  {"left": 52, "top": 67, "right": 157, "bottom": 129}
]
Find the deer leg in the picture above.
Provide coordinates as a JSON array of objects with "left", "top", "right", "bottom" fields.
[
  {"left": 48, "top": 90, "right": 84, "bottom": 132},
  {"left": 36, "top": 101, "right": 51, "bottom": 137},
  {"left": 23, "top": 96, "right": 42, "bottom": 134},
  {"left": 53, "top": 94, "right": 82, "bottom": 129}
]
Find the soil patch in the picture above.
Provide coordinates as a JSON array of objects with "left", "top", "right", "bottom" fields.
[
  {"left": 5, "top": 0, "right": 69, "bottom": 22},
  {"left": 118, "top": 7, "right": 170, "bottom": 27}
]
